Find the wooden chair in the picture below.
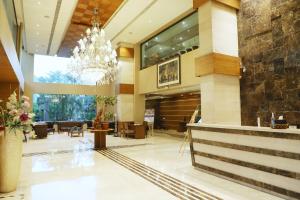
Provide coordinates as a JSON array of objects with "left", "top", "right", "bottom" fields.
[
  {"left": 143, "top": 121, "right": 149, "bottom": 137},
  {"left": 119, "top": 122, "right": 135, "bottom": 138},
  {"left": 69, "top": 126, "right": 84, "bottom": 137}
]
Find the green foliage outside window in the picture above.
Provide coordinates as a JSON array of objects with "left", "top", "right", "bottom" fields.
[
  {"left": 33, "top": 94, "right": 96, "bottom": 121},
  {"left": 32, "top": 70, "right": 96, "bottom": 121}
]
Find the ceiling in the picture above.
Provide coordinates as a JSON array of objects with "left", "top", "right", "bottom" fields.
[
  {"left": 107, "top": 0, "right": 194, "bottom": 46},
  {"left": 57, "top": 0, "right": 124, "bottom": 57},
  {"left": 22, "top": 0, "right": 78, "bottom": 55},
  {"left": 19, "top": 0, "right": 194, "bottom": 57}
]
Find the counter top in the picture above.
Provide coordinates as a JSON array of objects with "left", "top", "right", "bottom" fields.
[
  {"left": 187, "top": 123, "right": 300, "bottom": 139},
  {"left": 187, "top": 123, "right": 300, "bottom": 134}
]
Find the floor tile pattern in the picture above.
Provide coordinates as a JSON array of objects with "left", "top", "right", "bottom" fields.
[{"left": 98, "top": 148, "right": 222, "bottom": 200}]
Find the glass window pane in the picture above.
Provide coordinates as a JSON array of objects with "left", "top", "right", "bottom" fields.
[
  {"left": 141, "top": 12, "right": 199, "bottom": 69},
  {"left": 33, "top": 54, "right": 99, "bottom": 85},
  {"left": 33, "top": 94, "right": 96, "bottom": 121}
]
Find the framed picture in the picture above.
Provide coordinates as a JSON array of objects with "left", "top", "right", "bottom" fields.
[{"left": 157, "top": 56, "right": 181, "bottom": 88}]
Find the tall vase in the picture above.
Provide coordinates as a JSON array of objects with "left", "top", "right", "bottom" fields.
[{"left": 0, "top": 128, "right": 23, "bottom": 193}]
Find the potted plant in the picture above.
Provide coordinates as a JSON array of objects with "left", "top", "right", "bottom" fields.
[
  {"left": 95, "top": 96, "right": 116, "bottom": 130},
  {"left": 0, "top": 92, "right": 34, "bottom": 193}
]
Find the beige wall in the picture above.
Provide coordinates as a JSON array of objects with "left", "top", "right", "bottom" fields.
[
  {"left": 133, "top": 45, "right": 145, "bottom": 123},
  {"left": 200, "top": 74, "right": 241, "bottom": 124},
  {"left": 197, "top": 1, "right": 241, "bottom": 125},
  {"left": 116, "top": 57, "right": 134, "bottom": 121},
  {"left": 138, "top": 49, "right": 202, "bottom": 94},
  {"left": 0, "top": 0, "right": 24, "bottom": 89},
  {"left": 211, "top": 1, "right": 238, "bottom": 56}
]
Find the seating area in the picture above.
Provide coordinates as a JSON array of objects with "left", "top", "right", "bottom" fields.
[{"left": 118, "top": 122, "right": 148, "bottom": 139}]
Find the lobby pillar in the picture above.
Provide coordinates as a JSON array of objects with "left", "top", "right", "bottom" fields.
[
  {"left": 133, "top": 44, "right": 145, "bottom": 124},
  {"left": 194, "top": 0, "right": 241, "bottom": 125},
  {"left": 115, "top": 45, "right": 135, "bottom": 122}
]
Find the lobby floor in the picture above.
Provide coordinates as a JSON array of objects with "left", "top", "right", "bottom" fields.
[{"left": 0, "top": 132, "right": 284, "bottom": 200}]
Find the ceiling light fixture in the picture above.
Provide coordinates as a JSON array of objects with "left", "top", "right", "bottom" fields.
[{"left": 70, "top": 7, "right": 118, "bottom": 85}]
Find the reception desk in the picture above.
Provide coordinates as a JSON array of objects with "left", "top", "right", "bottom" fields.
[{"left": 187, "top": 123, "right": 300, "bottom": 199}]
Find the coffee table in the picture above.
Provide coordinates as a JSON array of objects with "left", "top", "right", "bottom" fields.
[{"left": 90, "top": 129, "right": 113, "bottom": 149}]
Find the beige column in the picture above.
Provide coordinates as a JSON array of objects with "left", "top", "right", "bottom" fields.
[
  {"left": 115, "top": 45, "right": 135, "bottom": 122},
  {"left": 133, "top": 45, "right": 145, "bottom": 124},
  {"left": 195, "top": 0, "right": 241, "bottom": 125}
]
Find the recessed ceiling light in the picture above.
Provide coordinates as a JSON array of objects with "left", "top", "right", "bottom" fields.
[
  {"left": 36, "top": 24, "right": 40, "bottom": 27},
  {"left": 155, "top": 37, "right": 158, "bottom": 41},
  {"left": 37, "top": 1, "right": 41, "bottom": 5},
  {"left": 179, "top": 37, "right": 183, "bottom": 40},
  {"left": 182, "top": 21, "right": 186, "bottom": 25},
  {"left": 172, "top": 47, "right": 175, "bottom": 50}
]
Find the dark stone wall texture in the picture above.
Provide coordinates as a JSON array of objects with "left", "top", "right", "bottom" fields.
[{"left": 238, "top": 0, "right": 300, "bottom": 126}]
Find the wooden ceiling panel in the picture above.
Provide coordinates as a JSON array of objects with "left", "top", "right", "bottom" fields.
[{"left": 57, "top": 0, "right": 124, "bottom": 57}]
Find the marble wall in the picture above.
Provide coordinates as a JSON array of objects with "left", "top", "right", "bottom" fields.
[{"left": 238, "top": 0, "right": 300, "bottom": 126}]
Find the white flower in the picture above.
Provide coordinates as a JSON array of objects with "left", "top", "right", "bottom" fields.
[
  {"left": 13, "top": 116, "right": 19, "bottom": 122},
  {"left": 21, "top": 96, "right": 30, "bottom": 101},
  {"left": 9, "top": 109, "right": 18, "bottom": 115},
  {"left": 6, "top": 102, "right": 15, "bottom": 110},
  {"left": 8, "top": 92, "right": 17, "bottom": 104},
  {"left": 28, "top": 113, "right": 35, "bottom": 119},
  {"left": 22, "top": 101, "right": 30, "bottom": 109}
]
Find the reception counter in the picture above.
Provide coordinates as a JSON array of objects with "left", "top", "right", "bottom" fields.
[{"left": 187, "top": 123, "right": 300, "bottom": 200}]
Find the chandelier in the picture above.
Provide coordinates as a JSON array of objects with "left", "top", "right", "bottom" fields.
[{"left": 70, "top": 7, "right": 118, "bottom": 85}]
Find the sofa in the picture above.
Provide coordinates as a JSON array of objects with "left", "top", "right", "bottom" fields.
[
  {"left": 33, "top": 123, "right": 48, "bottom": 139},
  {"left": 57, "top": 121, "right": 84, "bottom": 133}
]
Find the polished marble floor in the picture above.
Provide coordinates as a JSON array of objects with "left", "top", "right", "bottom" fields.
[{"left": 0, "top": 132, "right": 284, "bottom": 200}]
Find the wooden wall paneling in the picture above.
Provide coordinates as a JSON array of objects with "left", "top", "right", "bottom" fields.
[
  {"left": 195, "top": 52, "right": 241, "bottom": 77},
  {"left": 159, "top": 94, "right": 200, "bottom": 130},
  {"left": 193, "top": 0, "right": 240, "bottom": 10},
  {"left": 118, "top": 84, "right": 134, "bottom": 94},
  {"left": 0, "top": 82, "right": 20, "bottom": 104},
  {"left": 0, "top": 42, "right": 18, "bottom": 82},
  {"left": 116, "top": 47, "right": 134, "bottom": 58}
]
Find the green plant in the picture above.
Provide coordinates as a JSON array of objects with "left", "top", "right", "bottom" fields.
[
  {"left": 96, "top": 96, "right": 117, "bottom": 107},
  {"left": 104, "top": 111, "right": 114, "bottom": 121},
  {"left": 96, "top": 96, "right": 117, "bottom": 121}
]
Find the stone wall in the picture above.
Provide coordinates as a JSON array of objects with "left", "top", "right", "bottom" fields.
[{"left": 238, "top": 0, "right": 300, "bottom": 126}]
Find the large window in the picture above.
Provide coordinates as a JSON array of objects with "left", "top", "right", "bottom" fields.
[
  {"left": 33, "top": 94, "right": 96, "bottom": 121},
  {"left": 141, "top": 12, "right": 199, "bottom": 69},
  {"left": 34, "top": 54, "right": 99, "bottom": 85}
]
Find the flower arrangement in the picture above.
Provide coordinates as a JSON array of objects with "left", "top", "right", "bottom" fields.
[{"left": 0, "top": 92, "right": 34, "bottom": 134}]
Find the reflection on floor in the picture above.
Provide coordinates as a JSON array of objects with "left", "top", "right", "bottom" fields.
[{"left": 0, "top": 132, "right": 284, "bottom": 200}]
